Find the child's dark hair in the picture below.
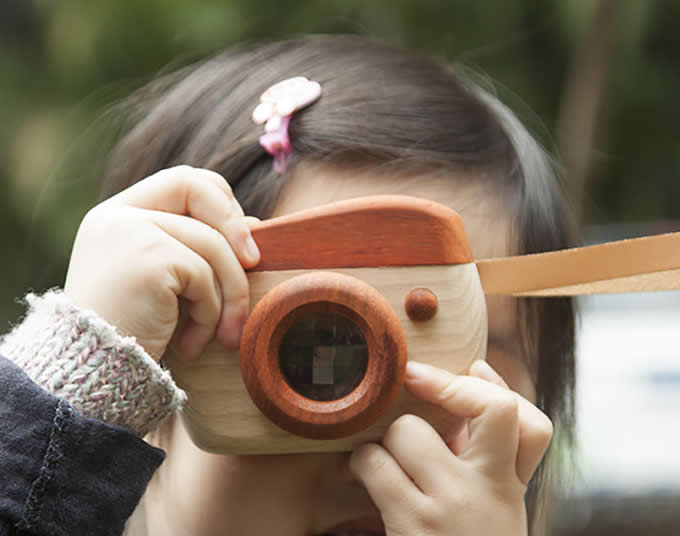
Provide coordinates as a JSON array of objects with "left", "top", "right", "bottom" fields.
[{"left": 101, "top": 34, "right": 576, "bottom": 532}]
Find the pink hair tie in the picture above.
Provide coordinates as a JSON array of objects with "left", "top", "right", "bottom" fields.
[{"left": 252, "top": 77, "right": 322, "bottom": 174}]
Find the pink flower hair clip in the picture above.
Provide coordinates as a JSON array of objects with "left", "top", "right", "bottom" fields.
[{"left": 252, "top": 76, "right": 322, "bottom": 174}]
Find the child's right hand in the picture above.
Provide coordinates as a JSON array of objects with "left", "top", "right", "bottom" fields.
[{"left": 64, "top": 165, "right": 260, "bottom": 361}]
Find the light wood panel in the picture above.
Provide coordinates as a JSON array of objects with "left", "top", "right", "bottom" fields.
[{"left": 165, "top": 263, "right": 487, "bottom": 454}]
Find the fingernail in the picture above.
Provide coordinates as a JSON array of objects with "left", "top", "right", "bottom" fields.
[
  {"left": 244, "top": 236, "right": 260, "bottom": 264},
  {"left": 470, "top": 360, "right": 503, "bottom": 383},
  {"left": 405, "top": 361, "right": 433, "bottom": 380}
]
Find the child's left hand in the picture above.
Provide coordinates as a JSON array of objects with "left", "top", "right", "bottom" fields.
[{"left": 349, "top": 360, "right": 552, "bottom": 536}]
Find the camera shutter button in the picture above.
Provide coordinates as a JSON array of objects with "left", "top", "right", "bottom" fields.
[{"left": 405, "top": 288, "right": 438, "bottom": 322}]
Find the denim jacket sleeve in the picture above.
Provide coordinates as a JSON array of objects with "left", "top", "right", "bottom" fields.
[{"left": 0, "top": 355, "right": 165, "bottom": 536}]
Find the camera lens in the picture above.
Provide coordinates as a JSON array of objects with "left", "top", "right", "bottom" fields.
[{"left": 279, "top": 310, "right": 369, "bottom": 402}]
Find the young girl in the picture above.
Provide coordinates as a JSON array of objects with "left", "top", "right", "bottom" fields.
[{"left": 0, "top": 35, "right": 575, "bottom": 536}]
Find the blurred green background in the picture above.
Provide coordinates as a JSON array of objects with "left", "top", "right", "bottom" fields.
[
  {"left": 2, "top": 1, "right": 680, "bottom": 534},
  {"left": 3, "top": 1, "right": 679, "bottom": 326}
]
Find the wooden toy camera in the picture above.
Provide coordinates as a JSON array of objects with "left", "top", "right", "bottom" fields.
[
  {"left": 165, "top": 195, "right": 680, "bottom": 455},
  {"left": 164, "top": 196, "right": 487, "bottom": 454}
]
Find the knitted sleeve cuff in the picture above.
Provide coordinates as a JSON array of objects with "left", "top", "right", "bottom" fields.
[{"left": 0, "top": 289, "right": 186, "bottom": 437}]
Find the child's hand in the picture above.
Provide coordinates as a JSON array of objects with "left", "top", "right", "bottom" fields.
[
  {"left": 64, "top": 165, "right": 260, "bottom": 361},
  {"left": 350, "top": 360, "right": 552, "bottom": 536}
]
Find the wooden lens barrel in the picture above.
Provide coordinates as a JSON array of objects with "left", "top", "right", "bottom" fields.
[{"left": 240, "top": 271, "right": 407, "bottom": 439}]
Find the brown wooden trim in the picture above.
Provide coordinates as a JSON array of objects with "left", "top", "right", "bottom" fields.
[
  {"left": 249, "top": 195, "right": 473, "bottom": 271},
  {"left": 240, "top": 271, "right": 407, "bottom": 439},
  {"left": 476, "top": 231, "right": 680, "bottom": 295}
]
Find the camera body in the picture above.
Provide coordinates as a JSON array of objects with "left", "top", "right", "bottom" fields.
[{"left": 164, "top": 196, "right": 487, "bottom": 454}]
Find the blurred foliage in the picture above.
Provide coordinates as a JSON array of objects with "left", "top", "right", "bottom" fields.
[{"left": 1, "top": 0, "right": 680, "bottom": 329}]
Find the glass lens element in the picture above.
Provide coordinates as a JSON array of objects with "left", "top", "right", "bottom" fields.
[{"left": 279, "top": 311, "right": 368, "bottom": 402}]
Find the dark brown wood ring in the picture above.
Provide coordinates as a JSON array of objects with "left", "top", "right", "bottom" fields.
[{"left": 240, "top": 271, "right": 407, "bottom": 439}]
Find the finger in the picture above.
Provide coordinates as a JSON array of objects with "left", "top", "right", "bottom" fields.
[
  {"left": 513, "top": 405, "right": 552, "bottom": 485},
  {"left": 382, "top": 414, "right": 457, "bottom": 497},
  {"left": 161, "top": 237, "right": 222, "bottom": 360},
  {"left": 112, "top": 165, "right": 260, "bottom": 268},
  {"left": 350, "top": 443, "right": 426, "bottom": 525},
  {"left": 469, "top": 360, "right": 509, "bottom": 389},
  {"left": 244, "top": 216, "right": 262, "bottom": 228},
  {"left": 469, "top": 361, "right": 553, "bottom": 485},
  {"left": 405, "top": 361, "right": 520, "bottom": 482},
  {"left": 113, "top": 165, "right": 234, "bottom": 210},
  {"left": 448, "top": 422, "right": 470, "bottom": 457},
  {"left": 147, "top": 209, "right": 249, "bottom": 349}
]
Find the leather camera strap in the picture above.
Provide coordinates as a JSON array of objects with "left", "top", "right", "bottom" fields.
[{"left": 476, "top": 232, "right": 680, "bottom": 296}]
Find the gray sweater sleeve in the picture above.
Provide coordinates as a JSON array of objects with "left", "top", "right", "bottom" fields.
[
  {"left": 0, "top": 290, "right": 187, "bottom": 535},
  {"left": 0, "top": 290, "right": 185, "bottom": 437}
]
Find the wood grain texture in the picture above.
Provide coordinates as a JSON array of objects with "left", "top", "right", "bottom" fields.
[
  {"left": 165, "top": 263, "right": 487, "bottom": 454},
  {"left": 240, "top": 272, "right": 407, "bottom": 439},
  {"left": 248, "top": 195, "right": 473, "bottom": 271},
  {"left": 477, "top": 231, "right": 680, "bottom": 295}
]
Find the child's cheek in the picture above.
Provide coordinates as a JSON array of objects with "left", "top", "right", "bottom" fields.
[{"left": 485, "top": 348, "right": 536, "bottom": 403}]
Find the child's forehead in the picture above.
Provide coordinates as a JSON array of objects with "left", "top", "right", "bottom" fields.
[{"left": 274, "top": 163, "right": 514, "bottom": 260}]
